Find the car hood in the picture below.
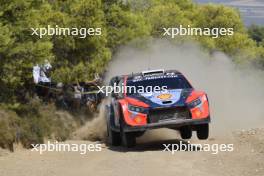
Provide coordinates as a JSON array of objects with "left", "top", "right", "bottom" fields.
[{"left": 127, "top": 89, "right": 193, "bottom": 108}]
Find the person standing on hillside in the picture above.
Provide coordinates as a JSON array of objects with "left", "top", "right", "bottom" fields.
[
  {"left": 33, "top": 59, "right": 52, "bottom": 84},
  {"left": 33, "top": 59, "right": 53, "bottom": 98}
]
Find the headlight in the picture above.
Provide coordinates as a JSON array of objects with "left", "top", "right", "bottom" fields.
[
  {"left": 188, "top": 98, "right": 202, "bottom": 109},
  {"left": 128, "top": 104, "right": 146, "bottom": 113}
]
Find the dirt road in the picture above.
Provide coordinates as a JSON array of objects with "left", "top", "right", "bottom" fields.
[{"left": 0, "top": 128, "right": 263, "bottom": 176}]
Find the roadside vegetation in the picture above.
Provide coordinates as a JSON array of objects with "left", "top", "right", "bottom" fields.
[{"left": 0, "top": 0, "right": 263, "bottom": 151}]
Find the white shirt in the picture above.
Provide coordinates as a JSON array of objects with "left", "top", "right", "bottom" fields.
[{"left": 33, "top": 65, "right": 51, "bottom": 83}]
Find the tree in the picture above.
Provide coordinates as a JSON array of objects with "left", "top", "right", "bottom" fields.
[
  {"left": 105, "top": 4, "right": 151, "bottom": 50},
  {"left": 248, "top": 25, "right": 264, "bottom": 46},
  {"left": 0, "top": 1, "right": 54, "bottom": 102}
]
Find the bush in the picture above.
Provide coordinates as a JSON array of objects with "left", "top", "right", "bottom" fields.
[
  {"left": 248, "top": 25, "right": 264, "bottom": 45},
  {"left": 0, "top": 109, "right": 19, "bottom": 151},
  {"left": 0, "top": 98, "right": 77, "bottom": 149}
]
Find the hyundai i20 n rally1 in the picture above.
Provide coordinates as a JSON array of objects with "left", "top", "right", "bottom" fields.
[{"left": 106, "top": 69, "right": 210, "bottom": 147}]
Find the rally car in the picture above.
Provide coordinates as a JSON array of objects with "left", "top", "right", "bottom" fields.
[{"left": 106, "top": 69, "right": 210, "bottom": 147}]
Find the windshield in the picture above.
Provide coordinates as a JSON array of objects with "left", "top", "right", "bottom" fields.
[{"left": 126, "top": 75, "right": 192, "bottom": 95}]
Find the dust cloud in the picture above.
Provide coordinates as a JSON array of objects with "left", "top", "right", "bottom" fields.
[
  {"left": 105, "top": 39, "right": 264, "bottom": 135},
  {"left": 76, "top": 39, "right": 264, "bottom": 140}
]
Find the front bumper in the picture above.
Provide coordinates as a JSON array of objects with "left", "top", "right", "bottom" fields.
[{"left": 123, "top": 117, "right": 210, "bottom": 132}]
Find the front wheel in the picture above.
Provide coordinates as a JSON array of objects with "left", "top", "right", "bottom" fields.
[
  {"left": 106, "top": 105, "right": 121, "bottom": 146},
  {"left": 121, "top": 130, "right": 136, "bottom": 148},
  {"left": 179, "top": 126, "right": 192, "bottom": 139},
  {"left": 196, "top": 124, "right": 209, "bottom": 140},
  {"left": 107, "top": 122, "right": 121, "bottom": 146}
]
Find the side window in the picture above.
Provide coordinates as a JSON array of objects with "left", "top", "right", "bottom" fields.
[
  {"left": 110, "top": 77, "right": 119, "bottom": 98},
  {"left": 117, "top": 78, "right": 124, "bottom": 98}
]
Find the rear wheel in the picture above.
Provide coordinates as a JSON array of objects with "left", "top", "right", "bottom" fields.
[
  {"left": 179, "top": 126, "right": 192, "bottom": 139},
  {"left": 196, "top": 124, "right": 209, "bottom": 140}
]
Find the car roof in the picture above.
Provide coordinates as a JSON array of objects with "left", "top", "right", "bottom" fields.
[
  {"left": 109, "top": 69, "right": 183, "bottom": 84},
  {"left": 126, "top": 69, "right": 182, "bottom": 79}
]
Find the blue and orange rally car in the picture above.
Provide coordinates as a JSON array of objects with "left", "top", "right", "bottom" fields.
[{"left": 106, "top": 69, "right": 210, "bottom": 147}]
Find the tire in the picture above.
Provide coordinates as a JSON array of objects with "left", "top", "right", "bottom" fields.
[
  {"left": 180, "top": 126, "right": 192, "bottom": 139},
  {"left": 196, "top": 124, "right": 209, "bottom": 140},
  {"left": 121, "top": 130, "right": 136, "bottom": 148},
  {"left": 119, "top": 104, "right": 136, "bottom": 148},
  {"left": 107, "top": 121, "right": 121, "bottom": 146},
  {"left": 106, "top": 105, "right": 121, "bottom": 146}
]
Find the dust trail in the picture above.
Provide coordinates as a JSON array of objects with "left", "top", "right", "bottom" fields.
[
  {"left": 105, "top": 39, "right": 264, "bottom": 136},
  {"left": 73, "top": 99, "right": 107, "bottom": 141}
]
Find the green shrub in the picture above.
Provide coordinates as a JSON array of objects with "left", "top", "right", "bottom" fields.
[
  {"left": 0, "top": 99, "right": 77, "bottom": 149},
  {"left": 0, "top": 109, "right": 19, "bottom": 151}
]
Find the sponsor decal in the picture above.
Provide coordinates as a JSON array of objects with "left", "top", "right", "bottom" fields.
[
  {"left": 141, "top": 89, "right": 183, "bottom": 105},
  {"left": 157, "top": 93, "right": 172, "bottom": 100}
]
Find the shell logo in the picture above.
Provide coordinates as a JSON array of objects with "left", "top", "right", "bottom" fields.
[{"left": 157, "top": 93, "right": 172, "bottom": 100}]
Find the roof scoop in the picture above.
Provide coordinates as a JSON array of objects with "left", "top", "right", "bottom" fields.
[{"left": 142, "top": 69, "right": 164, "bottom": 76}]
